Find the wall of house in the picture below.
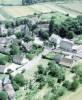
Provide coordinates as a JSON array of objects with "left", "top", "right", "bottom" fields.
[{"left": 60, "top": 41, "right": 73, "bottom": 51}]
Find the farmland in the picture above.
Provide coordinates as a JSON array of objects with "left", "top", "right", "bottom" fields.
[
  {"left": 58, "top": 2, "right": 82, "bottom": 13},
  {"left": 0, "top": 2, "right": 82, "bottom": 21}
]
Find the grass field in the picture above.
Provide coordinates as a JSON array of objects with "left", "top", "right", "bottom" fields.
[{"left": 0, "top": 2, "right": 81, "bottom": 21}]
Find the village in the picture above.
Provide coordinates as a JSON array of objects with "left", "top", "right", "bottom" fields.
[{"left": 0, "top": 2, "right": 82, "bottom": 99}]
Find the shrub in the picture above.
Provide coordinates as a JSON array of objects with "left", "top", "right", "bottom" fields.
[
  {"left": 14, "top": 73, "right": 25, "bottom": 86},
  {"left": 26, "top": 53, "right": 34, "bottom": 60},
  {"left": 70, "top": 80, "right": 79, "bottom": 91}
]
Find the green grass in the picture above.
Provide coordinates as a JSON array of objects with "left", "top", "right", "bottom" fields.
[
  {"left": 0, "top": 53, "right": 10, "bottom": 64},
  {"left": 40, "top": 12, "right": 69, "bottom": 24}
]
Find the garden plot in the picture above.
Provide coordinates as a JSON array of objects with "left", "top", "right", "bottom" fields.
[{"left": 2, "top": 6, "right": 36, "bottom": 18}]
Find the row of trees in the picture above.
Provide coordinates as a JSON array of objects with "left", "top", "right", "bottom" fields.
[{"left": 49, "top": 15, "right": 82, "bottom": 39}]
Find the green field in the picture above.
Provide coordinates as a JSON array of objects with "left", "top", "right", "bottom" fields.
[{"left": 0, "top": 2, "right": 81, "bottom": 21}]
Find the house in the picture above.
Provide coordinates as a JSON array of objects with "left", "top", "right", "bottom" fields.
[
  {"left": 34, "top": 37, "right": 43, "bottom": 46},
  {"left": 60, "top": 39, "right": 74, "bottom": 52},
  {"left": 3, "top": 77, "right": 15, "bottom": 100},
  {"left": 22, "top": 41, "right": 33, "bottom": 52},
  {"left": 28, "top": 16, "right": 40, "bottom": 25},
  {"left": 59, "top": 57, "right": 75, "bottom": 68},
  {"left": 49, "top": 34, "right": 62, "bottom": 48},
  {"left": 37, "top": 23, "right": 49, "bottom": 32},
  {"left": 13, "top": 54, "right": 28, "bottom": 65},
  {"left": 0, "top": 37, "right": 13, "bottom": 47},
  {"left": 72, "top": 45, "right": 82, "bottom": 58},
  {"left": 14, "top": 24, "right": 29, "bottom": 34},
  {"left": 0, "top": 47, "right": 10, "bottom": 54},
  {"left": 0, "top": 80, "right": 2, "bottom": 91},
  {"left": 0, "top": 25, "right": 8, "bottom": 36},
  {"left": 0, "top": 65, "right": 6, "bottom": 74}
]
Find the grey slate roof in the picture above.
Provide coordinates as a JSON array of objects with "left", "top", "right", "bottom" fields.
[{"left": 13, "top": 54, "right": 24, "bottom": 65}]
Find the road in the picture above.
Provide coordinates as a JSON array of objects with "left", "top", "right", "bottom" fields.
[{"left": 12, "top": 48, "right": 51, "bottom": 76}]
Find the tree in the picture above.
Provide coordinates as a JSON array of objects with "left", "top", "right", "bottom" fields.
[
  {"left": 14, "top": 73, "right": 25, "bottom": 86},
  {"left": 49, "top": 17, "right": 54, "bottom": 35},
  {"left": 59, "top": 25, "right": 68, "bottom": 38},
  {"left": 10, "top": 43, "right": 20, "bottom": 55},
  {"left": 72, "top": 64, "right": 82, "bottom": 83},
  {"left": 67, "top": 31, "right": 74, "bottom": 39},
  {"left": 36, "top": 74, "right": 45, "bottom": 83},
  {"left": 0, "top": 91, "right": 8, "bottom": 100},
  {"left": 16, "top": 32, "right": 24, "bottom": 39},
  {"left": 39, "top": 30, "right": 49, "bottom": 40},
  {"left": 46, "top": 76, "right": 54, "bottom": 87},
  {"left": 63, "top": 80, "right": 71, "bottom": 90},
  {"left": 37, "top": 65, "right": 45, "bottom": 74}
]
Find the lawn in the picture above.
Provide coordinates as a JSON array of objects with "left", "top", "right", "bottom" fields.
[{"left": 0, "top": 53, "right": 10, "bottom": 65}]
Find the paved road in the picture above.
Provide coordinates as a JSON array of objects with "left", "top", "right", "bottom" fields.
[{"left": 12, "top": 48, "right": 51, "bottom": 76}]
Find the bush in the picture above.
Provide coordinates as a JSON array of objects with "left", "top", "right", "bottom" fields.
[
  {"left": 70, "top": 80, "right": 79, "bottom": 91},
  {"left": 26, "top": 53, "right": 34, "bottom": 60},
  {"left": 63, "top": 80, "right": 71, "bottom": 90},
  {"left": 16, "top": 32, "right": 24, "bottom": 39},
  {"left": 14, "top": 74, "right": 25, "bottom": 86},
  {"left": 47, "top": 76, "right": 54, "bottom": 87},
  {"left": 37, "top": 65, "right": 44, "bottom": 74},
  {"left": 58, "top": 87, "right": 65, "bottom": 96},
  {"left": 39, "top": 30, "right": 49, "bottom": 40},
  {"left": 0, "top": 91, "right": 8, "bottom": 100}
]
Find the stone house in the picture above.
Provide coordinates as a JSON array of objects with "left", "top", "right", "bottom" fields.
[
  {"left": 22, "top": 41, "right": 33, "bottom": 52},
  {"left": 3, "top": 77, "right": 15, "bottom": 100},
  {"left": 12, "top": 54, "right": 27, "bottom": 65},
  {"left": 60, "top": 39, "right": 74, "bottom": 52},
  {"left": 49, "top": 34, "right": 62, "bottom": 48},
  {"left": 0, "top": 65, "right": 6, "bottom": 74}
]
